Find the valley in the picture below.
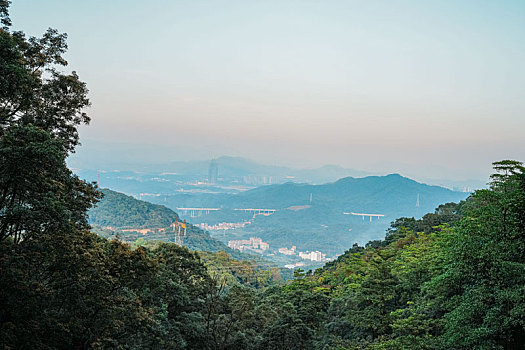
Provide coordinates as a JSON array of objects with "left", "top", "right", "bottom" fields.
[{"left": 88, "top": 173, "right": 470, "bottom": 268}]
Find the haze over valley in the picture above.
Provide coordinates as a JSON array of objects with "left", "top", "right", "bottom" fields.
[{"left": 85, "top": 157, "right": 470, "bottom": 268}]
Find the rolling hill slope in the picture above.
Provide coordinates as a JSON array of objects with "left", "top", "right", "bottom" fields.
[
  {"left": 89, "top": 189, "right": 236, "bottom": 254},
  {"left": 146, "top": 174, "right": 470, "bottom": 254}
]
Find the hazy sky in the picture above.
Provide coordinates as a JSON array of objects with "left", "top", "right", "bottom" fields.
[{"left": 10, "top": 0, "right": 525, "bottom": 181}]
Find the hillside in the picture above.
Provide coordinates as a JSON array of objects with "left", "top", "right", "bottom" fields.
[
  {"left": 146, "top": 174, "right": 470, "bottom": 253},
  {"left": 155, "top": 173, "right": 468, "bottom": 213},
  {"left": 89, "top": 189, "right": 180, "bottom": 229},
  {"left": 89, "top": 189, "right": 240, "bottom": 255}
]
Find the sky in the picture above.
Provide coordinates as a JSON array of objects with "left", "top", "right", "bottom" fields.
[{"left": 10, "top": 0, "right": 525, "bottom": 181}]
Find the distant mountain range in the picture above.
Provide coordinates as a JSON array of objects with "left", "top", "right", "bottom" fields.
[
  {"left": 144, "top": 173, "right": 470, "bottom": 254},
  {"left": 149, "top": 173, "right": 467, "bottom": 215},
  {"left": 73, "top": 156, "right": 483, "bottom": 199},
  {"left": 88, "top": 172, "right": 471, "bottom": 264},
  {"left": 149, "top": 156, "right": 372, "bottom": 183},
  {"left": 75, "top": 156, "right": 372, "bottom": 189}
]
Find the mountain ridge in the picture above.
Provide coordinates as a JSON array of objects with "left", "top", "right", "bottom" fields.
[{"left": 142, "top": 173, "right": 469, "bottom": 253}]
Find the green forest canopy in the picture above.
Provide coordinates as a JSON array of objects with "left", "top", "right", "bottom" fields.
[
  {"left": 2, "top": 160, "right": 524, "bottom": 349},
  {"left": 0, "top": 3, "right": 524, "bottom": 349},
  {"left": 89, "top": 188, "right": 180, "bottom": 229}
]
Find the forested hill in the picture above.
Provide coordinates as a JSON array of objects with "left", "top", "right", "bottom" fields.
[
  {"left": 159, "top": 173, "right": 468, "bottom": 216},
  {"left": 89, "top": 188, "right": 180, "bottom": 229},
  {"left": 227, "top": 173, "right": 468, "bottom": 215},
  {"left": 89, "top": 189, "right": 236, "bottom": 254},
  {"left": 151, "top": 174, "right": 470, "bottom": 250}
]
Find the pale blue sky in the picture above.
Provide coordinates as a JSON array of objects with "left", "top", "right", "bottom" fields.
[{"left": 10, "top": 0, "right": 525, "bottom": 180}]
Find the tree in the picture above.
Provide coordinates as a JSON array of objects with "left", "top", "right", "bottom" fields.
[
  {"left": 0, "top": 125, "right": 98, "bottom": 243},
  {"left": 0, "top": 22, "right": 90, "bottom": 151},
  {"left": 0, "top": 3, "right": 99, "bottom": 244},
  {"left": 437, "top": 160, "right": 525, "bottom": 349}
]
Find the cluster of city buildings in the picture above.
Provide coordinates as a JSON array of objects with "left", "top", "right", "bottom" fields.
[
  {"left": 242, "top": 175, "right": 273, "bottom": 185},
  {"left": 207, "top": 160, "right": 273, "bottom": 186},
  {"left": 284, "top": 262, "right": 305, "bottom": 269},
  {"left": 298, "top": 250, "right": 325, "bottom": 262},
  {"left": 278, "top": 246, "right": 296, "bottom": 255},
  {"left": 197, "top": 221, "right": 251, "bottom": 231},
  {"left": 278, "top": 245, "right": 327, "bottom": 262},
  {"left": 227, "top": 238, "right": 329, "bottom": 262},
  {"left": 228, "top": 237, "right": 269, "bottom": 254},
  {"left": 119, "top": 221, "right": 180, "bottom": 235}
]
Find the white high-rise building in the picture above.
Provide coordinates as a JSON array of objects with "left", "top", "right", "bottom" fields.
[{"left": 299, "top": 251, "right": 324, "bottom": 262}]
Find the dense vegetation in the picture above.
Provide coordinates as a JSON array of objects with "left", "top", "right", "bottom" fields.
[
  {"left": 1, "top": 4, "right": 524, "bottom": 349},
  {"left": 89, "top": 188, "right": 181, "bottom": 229},
  {"left": 2, "top": 160, "right": 523, "bottom": 349},
  {"left": 89, "top": 189, "right": 268, "bottom": 260}
]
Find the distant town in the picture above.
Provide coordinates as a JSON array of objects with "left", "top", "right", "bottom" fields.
[{"left": 227, "top": 236, "right": 330, "bottom": 268}]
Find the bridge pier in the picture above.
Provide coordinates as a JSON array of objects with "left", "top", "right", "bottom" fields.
[{"left": 345, "top": 212, "right": 385, "bottom": 222}]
